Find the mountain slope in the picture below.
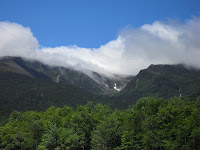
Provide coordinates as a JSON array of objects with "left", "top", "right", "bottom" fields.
[
  {"left": 114, "top": 64, "right": 200, "bottom": 108},
  {"left": 0, "top": 57, "right": 115, "bottom": 122},
  {"left": 0, "top": 57, "right": 106, "bottom": 95},
  {"left": 0, "top": 70, "right": 111, "bottom": 123},
  {"left": 0, "top": 57, "right": 132, "bottom": 95},
  {"left": 0, "top": 56, "right": 132, "bottom": 122},
  {"left": 2, "top": 57, "right": 200, "bottom": 118}
]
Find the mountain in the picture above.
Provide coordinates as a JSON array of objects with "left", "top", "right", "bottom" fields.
[
  {"left": 91, "top": 72, "right": 133, "bottom": 92},
  {"left": 0, "top": 57, "right": 110, "bottom": 122},
  {"left": 0, "top": 56, "right": 132, "bottom": 122},
  {"left": 0, "top": 56, "right": 133, "bottom": 95},
  {"left": 114, "top": 64, "right": 200, "bottom": 108},
  {"left": 1, "top": 57, "right": 200, "bottom": 121},
  {"left": 0, "top": 71, "right": 100, "bottom": 117}
]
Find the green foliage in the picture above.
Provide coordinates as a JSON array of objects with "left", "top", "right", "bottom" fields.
[
  {"left": 1, "top": 98, "right": 200, "bottom": 149},
  {"left": 91, "top": 112, "right": 122, "bottom": 150},
  {"left": 39, "top": 124, "right": 60, "bottom": 150}
]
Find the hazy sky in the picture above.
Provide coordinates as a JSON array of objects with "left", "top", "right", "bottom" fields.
[{"left": 0, "top": 1, "right": 200, "bottom": 75}]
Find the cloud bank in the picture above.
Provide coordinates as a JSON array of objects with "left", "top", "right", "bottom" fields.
[{"left": 0, "top": 17, "right": 200, "bottom": 76}]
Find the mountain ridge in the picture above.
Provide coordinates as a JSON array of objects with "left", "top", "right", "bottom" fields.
[
  {"left": 0, "top": 56, "right": 133, "bottom": 95},
  {"left": 114, "top": 64, "right": 200, "bottom": 108},
  {"left": 1, "top": 57, "right": 200, "bottom": 121}
]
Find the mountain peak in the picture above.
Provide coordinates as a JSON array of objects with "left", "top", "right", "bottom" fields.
[{"left": 115, "top": 64, "right": 200, "bottom": 108}]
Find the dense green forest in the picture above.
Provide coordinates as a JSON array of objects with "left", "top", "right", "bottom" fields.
[{"left": 0, "top": 97, "right": 200, "bottom": 150}]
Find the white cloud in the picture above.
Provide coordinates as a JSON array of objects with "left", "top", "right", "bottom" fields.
[
  {"left": 0, "top": 17, "right": 200, "bottom": 76},
  {"left": 141, "top": 21, "right": 181, "bottom": 42},
  {"left": 0, "top": 22, "right": 39, "bottom": 57}
]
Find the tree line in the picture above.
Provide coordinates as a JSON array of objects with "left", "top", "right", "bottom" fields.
[{"left": 0, "top": 97, "right": 200, "bottom": 150}]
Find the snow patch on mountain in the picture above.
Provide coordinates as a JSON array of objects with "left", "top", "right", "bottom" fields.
[{"left": 114, "top": 83, "right": 121, "bottom": 91}]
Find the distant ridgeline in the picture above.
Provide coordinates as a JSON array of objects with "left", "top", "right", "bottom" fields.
[
  {"left": 0, "top": 56, "right": 200, "bottom": 121},
  {"left": 0, "top": 56, "right": 132, "bottom": 95},
  {"left": 0, "top": 98, "right": 200, "bottom": 149}
]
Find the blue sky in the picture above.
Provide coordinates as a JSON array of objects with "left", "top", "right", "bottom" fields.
[
  {"left": 0, "top": 0, "right": 200, "bottom": 48},
  {"left": 0, "top": 0, "right": 200, "bottom": 75}
]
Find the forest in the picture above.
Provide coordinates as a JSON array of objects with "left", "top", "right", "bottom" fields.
[{"left": 0, "top": 97, "right": 200, "bottom": 150}]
